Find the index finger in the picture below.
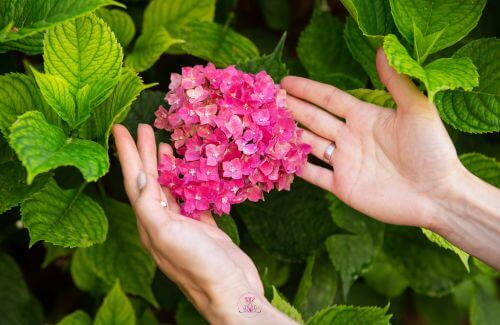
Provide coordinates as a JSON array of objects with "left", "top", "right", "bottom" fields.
[
  {"left": 112, "top": 124, "right": 143, "bottom": 202},
  {"left": 281, "top": 76, "right": 363, "bottom": 118}
]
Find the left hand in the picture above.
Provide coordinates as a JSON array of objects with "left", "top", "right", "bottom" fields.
[{"left": 112, "top": 124, "right": 294, "bottom": 324}]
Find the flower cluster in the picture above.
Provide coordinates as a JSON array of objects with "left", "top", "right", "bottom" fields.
[{"left": 154, "top": 63, "right": 311, "bottom": 218}]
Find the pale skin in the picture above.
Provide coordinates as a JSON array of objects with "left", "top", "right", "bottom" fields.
[{"left": 112, "top": 49, "right": 500, "bottom": 324}]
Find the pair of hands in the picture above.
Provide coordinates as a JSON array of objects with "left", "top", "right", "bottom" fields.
[{"left": 112, "top": 49, "right": 470, "bottom": 323}]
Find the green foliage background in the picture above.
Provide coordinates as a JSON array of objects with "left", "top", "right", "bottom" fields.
[{"left": 0, "top": 0, "right": 499, "bottom": 324}]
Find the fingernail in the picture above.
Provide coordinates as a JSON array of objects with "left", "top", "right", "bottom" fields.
[{"left": 138, "top": 171, "right": 147, "bottom": 190}]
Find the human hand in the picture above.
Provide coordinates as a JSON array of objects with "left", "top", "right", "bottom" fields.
[
  {"left": 281, "top": 49, "right": 465, "bottom": 229},
  {"left": 112, "top": 124, "right": 295, "bottom": 324}
]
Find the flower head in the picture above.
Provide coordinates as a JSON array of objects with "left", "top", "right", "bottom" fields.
[{"left": 155, "top": 63, "right": 311, "bottom": 218}]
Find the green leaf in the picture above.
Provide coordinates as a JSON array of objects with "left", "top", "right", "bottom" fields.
[
  {"left": 175, "top": 299, "right": 208, "bottom": 325},
  {"left": 96, "top": 8, "right": 135, "bottom": 48},
  {"left": 470, "top": 282, "right": 500, "bottom": 325},
  {"left": 0, "top": 160, "right": 50, "bottom": 213},
  {"left": 0, "top": 73, "right": 61, "bottom": 136},
  {"left": 122, "top": 90, "right": 166, "bottom": 140},
  {"left": 42, "top": 14, "right": 123, "bottom": 127},
  {"left": 422, "top": 229, "right": 469, "bottom": 270},
  {"left": 272, "top": 286, "right": 304, "bottom": 323},
  {"left": 243, "top": 239, "right": 290, "bottom": 287},
  {"left": 340, "top": 0, "right": 395, "bottom": 36},
  {"left": 80, "top": 68, "right": 147, "bottom": 149},
  {"left": 237, "top": 32, "right": 289, "bottom": 83},
  {"left": 344, "top": 17, "right": 383, "bottom": 89},
  {"left": 214, "top": 214, "right": 240, "bottom": 245},
  {"left": 138, "top": 309, "right": 159, "bottom": 325},
  {"left": 294, "top": 251, "right": 338, "bottom": 319},
  {"left": 363, "top": 252, "right": 408, "bottom": 298},
  {"left": 95, "top": 281, "right": 136, "bottom": 325},
  {"left": 0, "top": 253, "right": 44, "bottom": 325},
  {"left": 383, "top": 34, "right": 479, "bottom": 100},
  {"left": 383, "top": 226, "right": 468, "bottom": 297},
  {"left": 297, "top": 6, "right": 367, "bottom": 90},
  {"left": 0, "top": 0, "right": 122, "bottom": 43},
  {"left": 238, "top": 179, "right": 336, "bottom": 262},
  {"left": 126, "top": 27, "right": 183, "bottom": 72},
  {"left": 0, "top": 33, "right": 44, "bottom": 55},
  {"left": 306, "top": 305, "right": 392, "bottom": 325},
  {"left": 325, "top": 194, "right": 384, "bottom": 297},
  {"left": 348, "top": 89, "right": 395, "bottom": 108},
  {"left": 257, "top": 0, "right": 290, "bottom": 30},
  {"left": 42, "top": 243, "right": 74, "bottom": 268},
  {"left": 435, "top": 38, "right": 500, "bottom": 133},
  {"left": 70, "top": 249, "right": 108, "bottom": 295},
  {"left": 389, "top": 0, "right": 486, "bottom": 54},
  {"left": 31, "top": 68, "right": 76, "bottom": 126},
  {"left": 21, "top": 179, "right": 108, "bottom": 247},
  {"left": 9, "top": 111, "right": 109, "bottom": 184},
  {"left": 57, "top": 310, "right": 92, "bottom": 325},
  {"left": 81, "top": 198, "right": 157, "bottom": 305},
  {"left": 142, "top": 0, "right": 215, "bottom": 39},
  {"left": 181, "top": 21, "right": 259, "bottom": 67},
  {"left": 460, "top": 153, "right": 500, "bottom": 188}
]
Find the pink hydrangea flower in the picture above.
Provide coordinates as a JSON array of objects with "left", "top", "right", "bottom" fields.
[{"left": 155, "top": 63, "right": 311, "bottom": 218}]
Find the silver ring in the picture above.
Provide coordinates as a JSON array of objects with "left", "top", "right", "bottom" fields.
[
  {"left": 160, "top": 200, "right": 168, "bottom": 207},
  {"left": 323, "top": 142, "right": 336, "bottom": 164}
]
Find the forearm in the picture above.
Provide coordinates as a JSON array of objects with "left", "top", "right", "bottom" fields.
[{"left": 430, "top": 167, "right": 500, "bottom": 270}]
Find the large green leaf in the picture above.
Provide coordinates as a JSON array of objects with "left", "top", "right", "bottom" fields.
[
  {"left": 435, "top": 38, "right": 500, "bottom": 133},
  {"left": 271, "top": 286, "right": 304, "bottom": 323},
  {"left": 340, "top": 0, "right": 395, "bottom": 36},
  {"left": 237, "top": 32, "right": 289, "bottom": 83},
  {"left": 258, "top": 0, "right": 290, "bottom": 31},
  {"left": 0, "top": 0, "right": 122, "bottom": 43},
  {"left": 41, "top": 14, "right": 123, "bottom": 127},
  {"left": 126, "top": 27, "right": 183, "bottom": 72},
  {"left": 363, "top": 252, "right": 408, "bottom": 298},
  {"left": 306, "top": 305, "right": 391, "bottom": 325},
  {"left": 460, "top": 153, "right": 500, "bottom": 187},
  {"left": 0, "top": 160, "right": 49, "bottom": 213},
  {"left": 344, "top": 18, "right": 383, "bottom": 89},
  {"left": 0, "top": 33, "right": 44, "bottom": 55},
  {"left": 122, "top": 90, "right": 166, "bottom": 140},
  {"left": 0, "top": 73, "right": 61, "bottom": 136},
  {"left": 80, "top": 68, "right": 147, "bottom": 149},
  {"left": 142, "top": 0, "right": 215, "bottom": 38},
  {"left": 9, "top": 111, "right": 109, "bottom": 184},
  {"left": 181, "top": 21, "right": 259, "bottom": 67},
  {"left": 80, "top": 198, "right": 157, "bottom": 305},
  {"left": 469, "top": 282, "right": 500, "bottom": 325},
  {"left": 294, "top": 251, "right": 338, "bottom": 319},
  {"left": 297, "top": 6, "right": 367, "bottom": 90},
  {"left": 0, "top": 253, "right": 43, "bottom": 325},
  {"left": 96, "top": 8, "right": 135, "bottom": 48},
  {"left": 325, "top": 194, "right": 384, "bottom": 297},
  {"left": 238, "top": 179, "right": 336, "bottom": 262},
  {"left": 70, "top": 249, "right": 108, "bottom": 295},
  {"left": 383, "top": 34, "right": 479, "bottom": 100},
  {"left": 383, "top": 226, "right": 468, "bottom": 297},
  {"left": 214, "top": 214, "right": 240, "bottom": 245},
  {"left": 21, "top": 179, "right": 108, "bottom": 247},
  {"left": 94, "top": 281, "right": 136, "bottom": 325},
  {"left": 57, "top": 310, "right": 92, "bottom": 325},
  {"left": 422, "top": 229, "right": 469, "bottom": 270},
  {"left": 389, "top": 0, "right": 486, "bottom": 55},
  {"left": 176, "top": 299, "right": 208, "bottom": 325}
]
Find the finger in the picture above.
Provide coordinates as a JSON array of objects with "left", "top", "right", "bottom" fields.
[
  {"left": 158, "top": 142, "right": 181, "bottom": 213},
  {"left": 300, "top": 128, "right": 335, "bottom": 163},
  {"left": 300, "top": 162, "right": 334, "bottom": 192},
  {"left": 287, "top": 95, "right": 344, "bottom": 141},
  {"left": 137, "top": 124, "right": 158, "bottom": 178},
  {"left": 135, "top": 172, "right": 171, "bottom": 231},
  {"left": 281, "top": 76, "right": 363, "bottom": 118},
  {"left": 376, "top": 48, "right": 430, "bottom": 111},
  {"left": 112, "top": 124, "right": 143, "bottom": 202}
]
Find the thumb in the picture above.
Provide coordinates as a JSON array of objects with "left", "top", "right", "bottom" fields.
[{"left": 376, "top": 47, "right": 429, "bottom": 111}]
